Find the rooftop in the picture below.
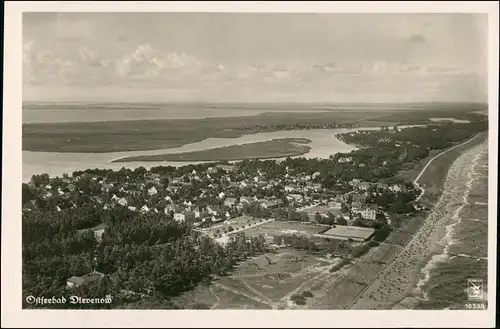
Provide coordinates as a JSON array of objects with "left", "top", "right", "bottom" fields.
[{"left": 321, "top": 225, "right": 375, "bottom": 240}]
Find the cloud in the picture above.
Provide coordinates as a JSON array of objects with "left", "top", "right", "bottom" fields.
[
  {"left": 22, "top": 41, "right": 486, "bottom": 103},
  {"left": 407, "top": 34, "right": 427, "bottom": 44}
]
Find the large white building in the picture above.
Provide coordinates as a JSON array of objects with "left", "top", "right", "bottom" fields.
[{"left": 314, "top": 225, "right": 375, "bottom": 242}]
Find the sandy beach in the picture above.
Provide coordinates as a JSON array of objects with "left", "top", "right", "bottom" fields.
[{"left": 349, "top": 139, "right": 488, "bottom": 310}]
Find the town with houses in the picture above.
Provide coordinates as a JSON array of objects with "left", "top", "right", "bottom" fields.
[
  {"left": 24, "top": 121, "right": 479, "bottom": 306},
  {"left": 24, "top": 154, "right": 421, "bottom": 252}
]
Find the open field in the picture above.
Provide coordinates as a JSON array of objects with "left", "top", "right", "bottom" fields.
[
  {"left": 303, "top": 205, "right": 342, "bottom": 217},
  {"left": 22, "top": 104, "right": 485, "bottom": 152},
  {"left": 200, "top": 216, "right": 272, "bottom": 237},
  {"left": 112, "top": 138, "right": 311, "bottom": 162},
  {"left": 174, "top": 249, "right": 339, "bottom": 309},
  {"left": 241, "top": 220, "right": 328, "bottom": 239}
]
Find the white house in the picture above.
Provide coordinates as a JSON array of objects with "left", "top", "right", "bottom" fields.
[
  {"left": 140, "top": 205, "right": 150, "bottom": 213},
  {"left": 351, "top": 201, "right": 363, "bottom": 212},
  {"left": 390, "top": 185, "right": 403, "bottom": 193},
  {"left": 338, "top": 156, "right": 352, "bottom": 163},
  {"left": 224, "top": 197, "right": 237, "bottom": 207},
  {"left": 359, "top": 182, "right": 372, "bottom": 191},
  {"left": 174, "top": 213, "right": 186, "bottom": 222},
  {"left": 148, "top": 186, "right": 158, "bottom": 196},
  {"left": 350, "top": 179, "right": 361, "bottom": 187},
  {"left": 361, "top": 205, "right": 378, "bottom": 220},
  {"left": 117, "top": 197, "right": 128, "bottom": 207},
  {"left": 219, "top": 192, "right": 226, "bottom": 199},
  {"left": 206, "top": 206, "right": 217, "bottom": 215},
  {"left": 240, "top": 196, "right": 251, "bottom": 204},
  {"left": 329, "top": 201, "right": 342, "bottom": 210},
  {"left": 128, "top": 206, "right": 137, "bottom": 211},
  {"left": 287, "top": 194, "right": 304, "bottom": 202}
]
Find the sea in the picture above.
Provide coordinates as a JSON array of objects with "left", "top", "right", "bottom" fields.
[{"left": 415, "top": 143, "right": 489, "bottom": 310}]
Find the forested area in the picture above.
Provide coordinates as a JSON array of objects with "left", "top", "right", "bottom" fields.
[{"left": 22, "top": 206, "right": 267, "bottom": 309}]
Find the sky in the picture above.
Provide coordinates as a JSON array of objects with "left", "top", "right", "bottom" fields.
[{"left": 22, "top": 12, "right": 488, "bottom": 103}]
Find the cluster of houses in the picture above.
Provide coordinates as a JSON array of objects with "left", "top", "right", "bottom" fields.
[{"left": 25, "top": 160, "right": 417, "bottom": 236}]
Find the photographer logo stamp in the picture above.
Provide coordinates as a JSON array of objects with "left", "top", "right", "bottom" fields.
[{"left": 467, "top": 278, "right": 484, "bottom": 301}]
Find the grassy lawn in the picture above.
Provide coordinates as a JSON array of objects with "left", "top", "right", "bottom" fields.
[{"left": 112, "top": 138, "right": 311, "bottom": 162}]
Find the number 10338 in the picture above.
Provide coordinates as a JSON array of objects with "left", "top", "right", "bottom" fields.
[{"left": 465, "top": 303, "right": 486, "bottom": 310}]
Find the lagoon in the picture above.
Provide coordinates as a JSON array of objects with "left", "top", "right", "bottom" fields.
[{"left": 22, "top": 125, "right": 425, "bottom": 182}]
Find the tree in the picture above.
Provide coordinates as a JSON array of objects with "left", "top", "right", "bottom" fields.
[
  {"left": 352, "top": 218, "right": 367, "bottom": 227},
  {"left": 300, "top": 212, "right": 309, "bottom": 222},
  {"left": 340, "top": 203, "right": 349, "bottom": 213},
  {"left": 335, "top": 216, "right": 348, "bottom": 226},
  {"left": 373, "top": 224, "right": 392, "bottom": 242},
  {"left": 22, "top": 184, "right": 34, "bottom": 204},
  {"left": 287, "top": 205, "right": 295, "bottom": 221},
  {"left": 314, "top": 212, "right": 322, "bottom": 223}
]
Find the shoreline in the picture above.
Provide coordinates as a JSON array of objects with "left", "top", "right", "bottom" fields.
[
  {"left": 392, "top": 141, "right": 488, "bottom": 309},
  {"left": 111, "top": 138, "right": 312, "bottom": 163},
  {"left": 349, "top": 137, "right": 488, "bottom": 310},
  {"left": 406, "top": 142, "right": 488, "bottom": 308}
]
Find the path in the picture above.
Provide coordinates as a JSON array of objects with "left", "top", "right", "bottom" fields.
[
  {"left": 214, "top": 283, "right": 274, "bottom": 307},
  {"left": 239, "top": 278, "right": 274, "bottom": 304},
  {"left": 273, "top": 267, "right": 331, "bottom": 309},
  {"left": 209, "top": 287, "right": 221, "bottom": 309}
]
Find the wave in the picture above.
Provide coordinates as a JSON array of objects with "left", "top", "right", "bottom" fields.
[
  {"left": 415, "top": 144, "right": 488, "bottom": 304},
  {"left": 416, "top": 253, "right": 451, "bottom": 300}
]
